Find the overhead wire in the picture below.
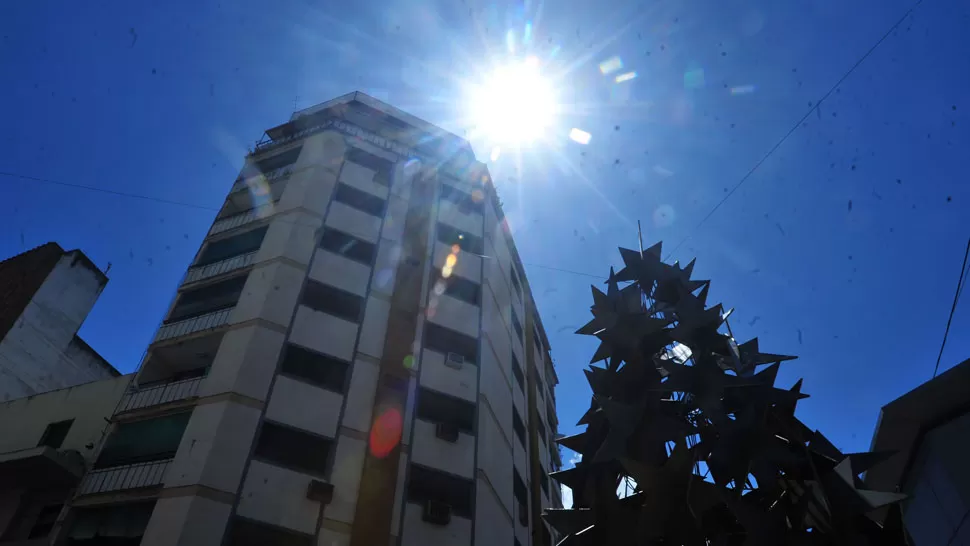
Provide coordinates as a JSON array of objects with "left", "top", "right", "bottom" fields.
[
  {"left": 663, "top": 0, "right": 926, "bottom": 261},
  {"left": 0, "top": 169, "right": 607, "bottom": 281},
  {"left": 931, "top": 236, "right": 970, "bottom": 379}
]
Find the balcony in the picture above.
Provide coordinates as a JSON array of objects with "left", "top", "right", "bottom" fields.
[
  {"left": 78, "top": 458, "right": 172, "bottom": 496},
  {"left": 210, "top": 202, "right": 276, "bottom": 236},
  {"left": 118, "top": 375, "right": 205, "bottom": 413},
  {"left": 184, "top": 251, "right": 256, "bottom": 285},
  {"left": 230, "top": 165, "right": 293, "bottom": 193},
  {"left": 154, "top": 307, "right": 232, "bottom": 343}
]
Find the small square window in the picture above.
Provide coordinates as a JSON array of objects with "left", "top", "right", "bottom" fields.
[{"left": 38, "top": 420, "right": 73, "bottom": 449}]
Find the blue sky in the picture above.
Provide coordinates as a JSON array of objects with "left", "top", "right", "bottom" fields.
[{"left": 2, "top": 0, "right": 968, "bottom": 471}]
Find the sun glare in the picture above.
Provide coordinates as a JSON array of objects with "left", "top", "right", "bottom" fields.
[{"left": 467, "top": 56, "right": 558, "bottom": 147}]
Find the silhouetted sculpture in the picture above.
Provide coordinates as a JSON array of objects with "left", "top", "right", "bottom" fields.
[{"left": 543, "top": 242, "right": 910, "bottom": 546}]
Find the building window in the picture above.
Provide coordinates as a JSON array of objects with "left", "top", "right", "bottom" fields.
[
  {"left": 511, "top": 308, "right": 523, "bottom": 342},
  {"left": 540, "top": 470, "right": 550, "bottom": 496},
  {"left": 512, "top": 409, "right": 526, "bottom": 447},
  {"left": 440, "top": 183, "right": 484, "bottom": 215},
  {"left": 535, "top": 368, "right": 546, "bottom": 395},
  {"left": 537, "top": 417, "right": 547, "bottom": 444},
  {"left": 227, "top": 517, "right": 314, "bottom": 546},
  {"left": 280, "top": 344, "right": 350, "bottom": 392},
  {"left": 511, "top": 354, "right": 525, "bottom": 391},
  {"left": 27, "top": 504, "right": 62, "bottom": 539},
  {"left": 37, "top": 419, "right": 73, "bottom": 449},
  {"left": 255, "top": 146, "right": 302, "bottom": 173},
  {"left": 318, "top": 228, "right": 377, "bottom": 265},
  {"left": 168, "top": 274, "right": 247, "bottom": 323},
  {"left": 509, "top": 266, "right": 522, "bottom": 300},
  {"left": 407, "top": 464, "right": 475, "bottom": 518},
  {"left": 416, "top": 387, "right": 476, "bottom": 433},
  {"left": 301, "top": 280, "right": 364, "bottom": 323},
  {"left": 434, "top": 269, "right": 481, "bottom": 306},
  {"left": 97, "top": 412, "right": 191, "bottom": 468},
  {"left": 334, "top": 182, "right": 386, "bottom": 217},
  {"left": 196, "top": 226, "right": 268, "bottom": 267},
  {"left": 254, "top": 421, "right": 333, "bottom": 478},
  {"left": 347, "top": 147, "right": 394, "bottom": 185},
  {"left": 533, "top": 329, "right": 543, "bottom": 355},
  {"left": 513, "top": 469, "right": 528, "bottom": 507},
  {"left": 546, "top": 400, "right": 556, "bottom": 428},
  {"left": 437, "top": 223, "right": 484, "bottom": 255},
  {"left": 423, "top": 323, "right": 478, "bottom": 365}
]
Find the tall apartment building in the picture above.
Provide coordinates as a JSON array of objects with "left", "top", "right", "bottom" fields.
[
  {"left": 52, "top": 92, "right": 562, "bottom": 546},
  {"left": 0, "top": 243, "right": 119, "bottom": 402}
]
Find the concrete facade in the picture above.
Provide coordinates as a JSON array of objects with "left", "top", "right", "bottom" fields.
[
  {"left": 54, "top": 92, "right": 561, "bottom": 546},
  {"left": 866, "top": 357, "right": 970, "bottom": 545},
  {"left": 0, "top": 244, "right": 119, "bottom": 402},
  {"left": 0, "top": 374, "right": 132, "bottom": 544}
]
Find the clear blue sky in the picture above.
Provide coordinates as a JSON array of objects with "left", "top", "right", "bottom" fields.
[{"left": 2, "top": 0, "right": 968, "bottom": 460}]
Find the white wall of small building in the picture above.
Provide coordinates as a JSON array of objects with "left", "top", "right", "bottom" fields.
[{"left": 0, "top": 252, "right": 115, "bottom": 401}]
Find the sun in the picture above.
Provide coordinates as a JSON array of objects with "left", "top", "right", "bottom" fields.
[{"left": 466, "top": 56, "right": 559, "bottom": 147}]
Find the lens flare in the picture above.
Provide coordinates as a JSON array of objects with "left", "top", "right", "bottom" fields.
[
  {"left": 369, "top": 406, "right": 403, "bottom": 459},
  {"left": 569, "top": 128, "right": 592, "bottom": 145}
]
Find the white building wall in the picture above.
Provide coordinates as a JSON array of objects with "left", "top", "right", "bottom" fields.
[{"left": 0, "top": 253, "right": 114, "bottom": 401}]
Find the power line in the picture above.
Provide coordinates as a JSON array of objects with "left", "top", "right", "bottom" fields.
[
  {"left": 932, "top": 236, "right": 970, "bottom": 379},
  {"left": 0, "top": 170, "right": 219, "bottom": 211},
  {"left": 2, "top": 168, "right": 607, "bottom": 281},
  {"left": 664, "top": 0, "right": 925, "bottom": 261}
]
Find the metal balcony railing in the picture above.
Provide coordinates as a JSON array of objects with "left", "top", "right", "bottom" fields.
[
  {"left": 230, "top": 165, "right": 293, "bottom": 193},
  {"left": 78, "top": 458, "right": 172, "bottom": 496},
  {"left": 184, "top": 252, "right": 256, "bottom": 285},
  {"left": 118, "top": 375, "right": 205, "bottom": 413},
  {"left": 153, "top": 308, "right": 233, "bottom": 343},
  {"left": 210, "top": 202, "right": 277, "bottom": 236}
]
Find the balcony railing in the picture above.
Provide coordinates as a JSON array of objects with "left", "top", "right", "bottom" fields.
[
  {"left": 118, "top": 375, "right": 205, "bottom": 413},
  {"left": 154, "top": 308, "right": 233, "bottom": 343},
  {"left": 78, "top": 458, "right": 172, "bottom": 496},
  {"left": 184, "top": 252, "right": 256, "bottom": 285},
  {"left": 210, "top": 202, "right": 276, "bottom": 236},
  {"left": 231, "top": 165, "right": 293, "bottom": 193}
]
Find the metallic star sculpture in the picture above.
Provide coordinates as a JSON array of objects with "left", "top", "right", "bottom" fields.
[{"left": 545, "top": 242, "right": 912, "bottom": 546}]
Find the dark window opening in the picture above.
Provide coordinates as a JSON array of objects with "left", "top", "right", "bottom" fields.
[
  {"left": 513, "top": 409, "right": 526, "bottom": 447},
  {"left": 256, "top": 146, "right": 302, "bottom": 174},
  {"left": 407, "top": 464, "right": 475, "bottom": 519},
  {"left": 513, "top": 470, "right": 528, "bottom": 506},
  {"left": 540, "top": 471, "right": 550, "bottom": 496},
  {"left": 254, "top": 422, "right": 332, "bottom": 478},
  {"left": 319, "top": 228, "right": 376, "bottom": 265},
  {"left": 227, "top": 517, "right": 313, "bottom": 546},
  {"left": 38, "top": 419, "right": 73, "bottom": 449},
  {"left": 423, "top": 323, "right": 478, "bottom": 365},
  {"left": 434, "top": 269, "right": 481, "bottom": 306},
  {"left": 510, "top": 266, "right": 522, "bottom": 299},
  {"left": 197, "top": 226, "right": 268, "bottom": 267},
  {"left": 440, "top": 184, "right": 484, "bottom": 215},
  {"left": 535, "top": 369, "right": 546, "bottom": 395},
  {"left": 280, "top": 344, "right": 350, "bottom": 392},
  {"left": 301, "top": 280, "right": 364, "bottom": 323},
  {"left": 97, "top": 412, "right": 191, "bottom": 468},
  {"left": 416, "top": 388, "right": 476, "bottom": 433},
  {"left": 27, "top": 504, "right": 62, "bottom": 539},
  {"left": 167, "top": 274, "right": 247, "bottom": 323},
  {"left": 533, "top": 329, "right": 543, "bottom": 354},
  {"left": 511, "top": 354, "right": 524, "bottom": 391},
  {"left": 347, "top": 147, "right": 394, "bottom": 185},
  {"left": 511, "top": 309, "right": 523, "bottom": 341},
  {"left": 436, "top": 223, "right": 484, "bottom": 255},
  {"left": 334, "top": 182, "right": 386, "bottom": 217},
  {"left": 537, "top": 417, "right": 548, "bottom": 444}
]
